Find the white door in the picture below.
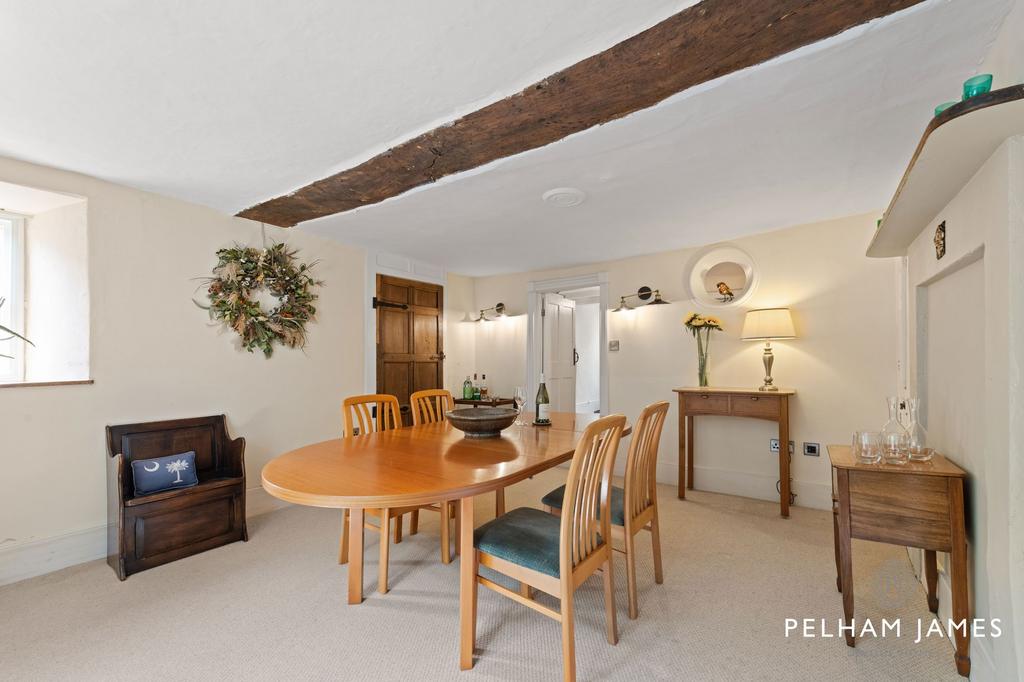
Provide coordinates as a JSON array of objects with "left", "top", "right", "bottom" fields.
[{"left": 542, "top": 293, "right": 576, "bottom": 413}]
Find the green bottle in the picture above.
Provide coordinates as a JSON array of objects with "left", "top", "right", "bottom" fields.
[
  {"left": 462, "top": 375, "right": 473, "bottom": 400},
  {"left": 535, "top": 373, "right": 551, "bottom": 424}
]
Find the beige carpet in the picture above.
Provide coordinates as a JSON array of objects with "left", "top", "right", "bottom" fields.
[{"left": 0, "top": 470, "right": 961, "bottom": 681}]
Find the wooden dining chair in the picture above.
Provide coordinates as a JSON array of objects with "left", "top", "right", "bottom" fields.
[
  {"left": 339, "top": 394, "right": 451, "bottom": 594},
  {"left": 541, "top": 400, "right": 669, "bottom": 619},
  {"left": 410, "top": 388, "right": 454, "bottom": 426},
  {"left": 470, "top": 414, "right": 626, "bottom": 682},
  {"left": 410, "top": 388, "right": 507, "bottom": 534}
]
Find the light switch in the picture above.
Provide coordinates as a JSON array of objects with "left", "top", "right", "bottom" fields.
[{"left": 609, "top": 340, "right": 620, "bottom": 351}]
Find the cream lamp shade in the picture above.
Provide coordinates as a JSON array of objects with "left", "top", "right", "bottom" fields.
[
  {"left": 741, "top": 308, "right": 795, "bottom": 391},
  {"left": 741, "top": 308, "right": 796, "bottom": 341}
]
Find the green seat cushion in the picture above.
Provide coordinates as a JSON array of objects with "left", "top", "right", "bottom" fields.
[
  {"left": 541, "top": 484, "right": 626, "bottom": 527},
  {"left": 474, "top": 507, "right": 562, "bottom": 578}
]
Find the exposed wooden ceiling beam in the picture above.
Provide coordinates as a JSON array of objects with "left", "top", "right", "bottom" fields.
[{"left": 238, "top": 0, "right": 926, "bottom": 227}]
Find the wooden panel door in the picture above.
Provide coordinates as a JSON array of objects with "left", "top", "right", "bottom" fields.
[
  {"left": 542, "top": 293, "right": 576, "bottom": 413},
  {"left": 376, "top": 275, "right": 444, "bottom": 424}
]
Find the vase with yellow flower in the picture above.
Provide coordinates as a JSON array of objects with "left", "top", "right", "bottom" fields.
[{"left": 684, "top": 313, "right": 723, "bottom": 387}]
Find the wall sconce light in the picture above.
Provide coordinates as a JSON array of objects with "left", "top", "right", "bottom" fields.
[
  {"left": 475, "top": 302, "right": 506, "bottom": 322},
  {"left": 611, "top": 286, "right": 669, "bottom": 312}
]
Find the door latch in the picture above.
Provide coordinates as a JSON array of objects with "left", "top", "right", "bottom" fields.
[{"left": 372, "top": 296, "right": 408, "bottom": 310}]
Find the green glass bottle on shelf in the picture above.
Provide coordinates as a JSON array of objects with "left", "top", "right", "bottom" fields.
[
  {"left": 534, "top": 373, "right": 551, "bottom": 425},
  {"left": 462, "top": 375, "right": 473, "bottom": 399}
]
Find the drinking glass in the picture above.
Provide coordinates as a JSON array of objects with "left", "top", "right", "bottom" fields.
[
  {"left": 513, "top": 387, "right": 526, "bottom": 425},
  {"left": 853, "top": 431, "right": 881, "bottom": 464},
  {"left": 882, "top": 431, "right": 910, "bottom": 465}
]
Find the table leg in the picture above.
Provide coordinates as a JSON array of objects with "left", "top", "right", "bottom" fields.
[
  {"left": 779, "top": 400, "right": 790, "bottom": 518},
  {"left": 686, "top": 415, "right": 694, "bottom": 492},
  {"left": 347, "top": 508, "right": 365, "bottom": 605},
  {"left": 677, "top": 402, "right": 686, "bottom": 499},
  {"left": 440, "top": 501, "right": 452, "bottom": 564},
  {"left": 949, "top": 479, "right": 971, "bottom": 677},
  {"left": 832, "top": 499, "right": 842, "bottom": 593},
  {"left": 836, "top": 469, "right": 854, "bottom": 647},
  {"left": 459, "top": 495, "right": 477, "bottom": 670},
  {"left": 924, "top": 550, "right": 939, "bottom": 613},
  {"left": 379, "top": 509, "right": 390, "bottom": 594},
  {"left": 495, "top": 487, "right": 506, "bottom": 517}
]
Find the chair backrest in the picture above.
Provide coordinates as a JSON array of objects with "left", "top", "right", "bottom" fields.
[
  {"left": 342, "top": 394, "right": 401, "bottom": 437},
  {"left": 106, "top": 415, "right": 231, "bottom": 494},
  {"left": 559, "top": 414, "right": 627, "bottom": 576},
  {"left": 623, "top": 401, "right": 670, "bottom": 523},
  {"left": 410, "top": 389, "right": 454, "bottom": 426}
]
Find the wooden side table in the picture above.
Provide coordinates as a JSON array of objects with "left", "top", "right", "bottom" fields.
[
  {"left": 827, "top": 444, "right": 970, "bottom": 677},
  {"left": 673, "top": 387, "right": 795, "bottom": 517}
]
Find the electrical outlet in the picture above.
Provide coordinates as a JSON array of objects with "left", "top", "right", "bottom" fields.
[
  {"left": 608, "top": 340, "right": 620, "bottom": 352},
  {"left": 769, "top": 439, "right": 795, "bottom": 454},
  {"left": 803, "top": 442, "right": 820, "bottom": 457}
]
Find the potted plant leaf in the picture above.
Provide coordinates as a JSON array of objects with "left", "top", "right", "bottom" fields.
[{"left": 0, "top": 297, "right": 33, "bottom": 359}]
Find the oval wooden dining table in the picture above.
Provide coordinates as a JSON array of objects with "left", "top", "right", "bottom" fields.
[{"left": 262, "top": 411, "right": 629, "bottom": 671}]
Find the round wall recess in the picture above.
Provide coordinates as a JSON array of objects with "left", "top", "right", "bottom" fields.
[
  {"left": 685, "top": 244, "right": 759, "bottom": 308},
  {"left": 541, "top": 187, "right": 587, "bottom": 208}
]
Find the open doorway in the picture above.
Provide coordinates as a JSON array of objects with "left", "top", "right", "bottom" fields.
[{"left": 526, "top": 273, "right": 608, "bottom": 416}]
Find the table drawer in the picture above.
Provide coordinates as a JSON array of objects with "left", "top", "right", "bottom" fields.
[
  {"left": 847, "top": 470, "right": 952, "bottom": 551},
  {"left": 684, "top": 393, "right": 729, "bottom": 414},
  {"left": 729, "top": 394, "right": 780, "bottom": 419}
]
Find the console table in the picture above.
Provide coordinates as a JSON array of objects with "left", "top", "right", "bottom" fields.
[
  {"left": 827, "top": 444, "right": 970, "bottom": 677},
  {"left": 673, "top": 387, "right": 795, "bottom": 517}
]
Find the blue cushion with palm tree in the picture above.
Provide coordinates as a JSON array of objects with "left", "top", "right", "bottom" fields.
[
  {"left": 541, "top": 485, "right": 626, "bottom": 526},
  {"left": 474, "top": 507, "right": 563, "bottom": 577},
  {"left": 131, "top": 451, "right": 198, "bottom": 496}
]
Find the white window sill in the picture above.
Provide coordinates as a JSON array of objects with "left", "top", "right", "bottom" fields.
[{"left": 0, "top": 379, "right": 93, "bottom": 389}]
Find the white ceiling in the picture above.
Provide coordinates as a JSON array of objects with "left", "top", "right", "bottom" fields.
[
  {"left": 0, "top": 1, "right": 1014, "bottom": 275},
  {"left": 302, "top": 0, "right": 1013, "bottom": 275},
  {"left": 0, "top": 0, "right": 690, "bottom": 211}
]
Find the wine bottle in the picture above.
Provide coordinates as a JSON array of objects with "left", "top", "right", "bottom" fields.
[
  {"left": 462, "top": 375, "right": 473, "bottom": 400},
  {"left": 480, "top": 374, "right": 489, "bottom": 399},
  {"left": 535, "top": 373, "right": 551, "bottom": 425}
]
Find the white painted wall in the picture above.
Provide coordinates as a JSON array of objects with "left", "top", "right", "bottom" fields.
[
  {"left": 0, "top": 155, "right": 486, "bottom": 585},
  {"left": 472, "top": 213, "right": 900, "bottom": 510},
  {"left": 0, "top": 155, "right": 367, "bottom": 583},
  {"left": 24, "top": 200, "right": 89, "bottom": 382},
  {"left": 905, "top": 137, "right": 1023, "bottom": 681},
  {"left": 444, "top": 272, "right": 478, "bottom": 395},
  {"left": 982, "top": 0, "right": 1024, "bottom": 89}
]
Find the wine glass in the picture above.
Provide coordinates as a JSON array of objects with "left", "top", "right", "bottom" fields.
[{"left": 513, "top": 387, "right": 526, "bottom": 425}]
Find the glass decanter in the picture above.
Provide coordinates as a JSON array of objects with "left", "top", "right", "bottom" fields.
[
  {"left": 904, "top": 397, "right": 933, "bottom": 462},
  {"left": 880, "top": 396, "right": 909, "bottom": 464}
]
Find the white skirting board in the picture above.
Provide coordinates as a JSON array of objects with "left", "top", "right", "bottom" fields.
[
  {"left": 0, "top": 486, "right": 288, "bottom": 587},
  {"left": 654, "top": 460, "right": 833, "bottom": 511}
]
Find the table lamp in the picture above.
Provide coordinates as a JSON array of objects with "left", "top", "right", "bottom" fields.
[{"left": 741, "top": 308, "right": 796, "bottom": 391}]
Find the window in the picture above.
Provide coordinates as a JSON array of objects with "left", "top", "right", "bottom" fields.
[{"left": 0, "top": 213, "right": 26, "bottom": 382}]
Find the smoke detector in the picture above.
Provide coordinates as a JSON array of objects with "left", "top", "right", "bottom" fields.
[{"left": 541, "top": 187, "right": 587, "bottom": 208}]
